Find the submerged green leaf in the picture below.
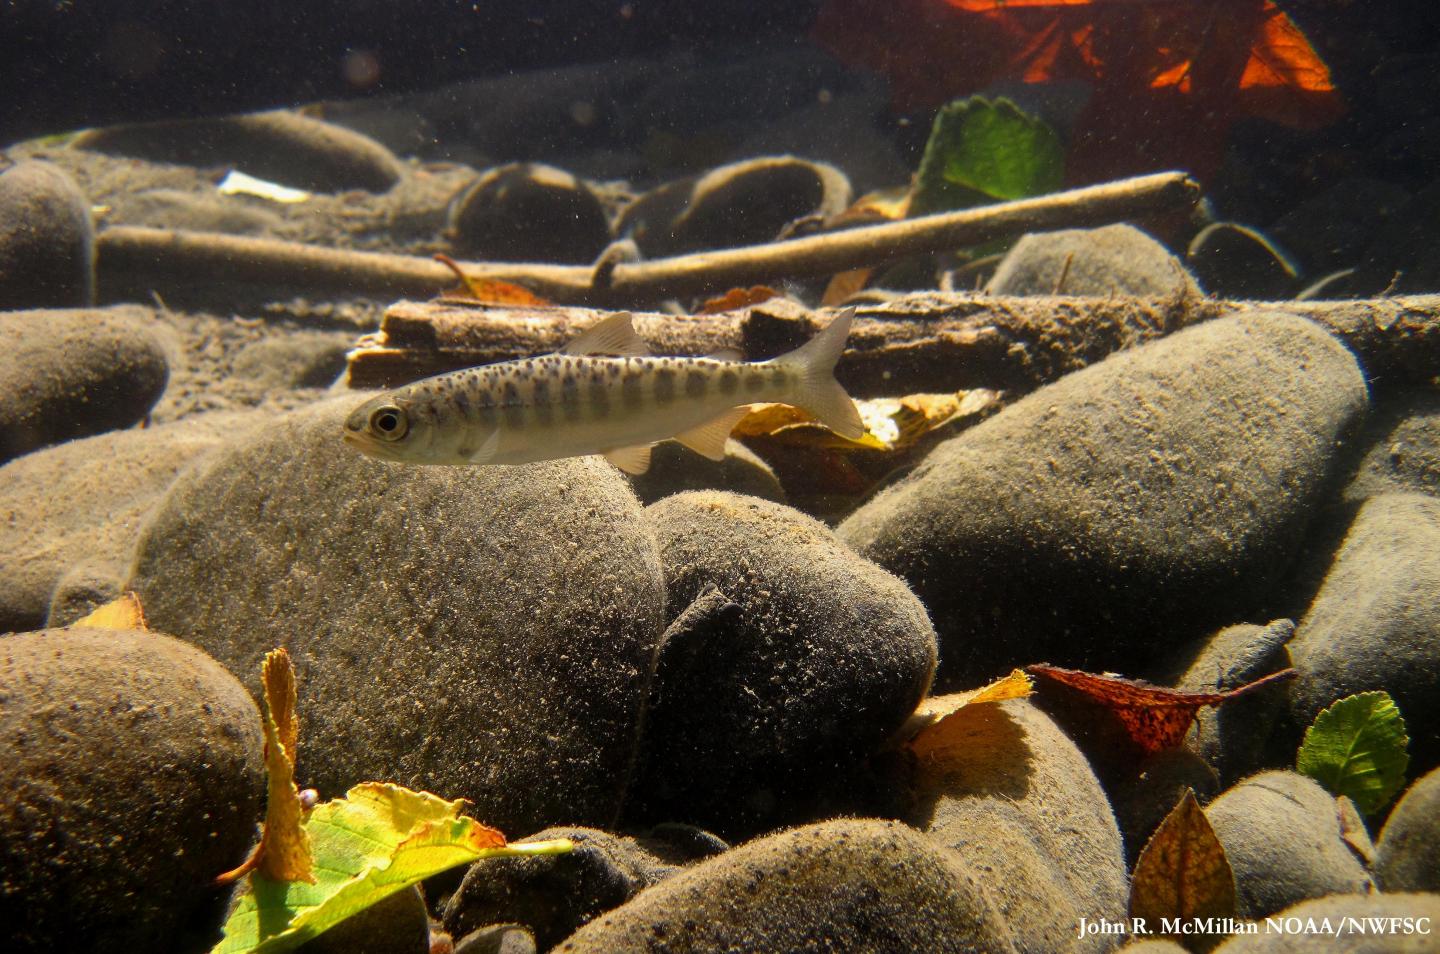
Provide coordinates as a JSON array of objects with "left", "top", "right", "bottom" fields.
[
  {"left": 1296, "top": 691, "right": 1409, "bottom": 816},
  {"left": 912, "top": 96, "right": 1064, "bottom": 215},
  {"left": 213, "top": 782, "right": 572, "bottom": 954}
]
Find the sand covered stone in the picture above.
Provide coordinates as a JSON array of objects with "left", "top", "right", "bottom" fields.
[
  {"left": 616, "top": 155, "right": 851, "bottom": 257},
  {"left": 0, "top": 627, "right": 264, "bottom": 953},
  {"left": 1212, "top": 893, "right": 1440, "bottom": 952},
  {"left": 0, "top": 411, "right": 247, "bottom": 633},
  {"left": 300, "top": 886, "right": 430, "bottom": 954},
  {"left": 1287, "top": 493, "right": 1440, "bottom": 769},
  {"left": 632, "top": 492, "right": 936, "bottom": 834},
  {"left": 231, "top": 332, "right": 352, "bottom": 390},
  {"left": 0, "top": 305, "right": 170, "bottom": 465},
  {"left": 1205, "top": 770, "right": 1373, "bottom": 919},
  {"left": 908, "top": 698, "right": 1130, "bottom": 954},
  {"left": 0, "top": 161, "right": 94, "bottom": 309},
  {"left": 446, "top": 163, "right": 611, "bottom": 264},
  {"left": 113, "top": 187, "right": 283, "bottom": 235},
  {"left": 555, "top": 819, "right": 1020, "bottom": 953},
  {"left": 626, "top": 439, "right": 785, "bottom": 506},
  {"left": 443, "top": 825, "right": 717, "bottom": 948},
  {"left": 1374, "top": 766, "right": 1440, "bottom": 892},
  {"left": 1177, "top": 619, "right": 1296, "bottom": 786},
  {"left": 987, "top": 223, "right": 1201, "bottom": 297},
  {"left": 839, "top": 311, "right": 1368, "bottom": 687},
  {"left": 1342, "top": 392, "right": 1440, "bottom": 502},
  {"left": 73, "top": 110, "right": 404, "bottom": 193},
  {"left": 128, "top": 397, "right": 666, "bottom": 834}
]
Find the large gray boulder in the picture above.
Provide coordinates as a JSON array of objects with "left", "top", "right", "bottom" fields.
[
  {"left": 127, "top": 397, "right": 666, "bottom": 834},
  {"left": 907, "top": 698, "right": 1130, "bottom": 953},
  {"left": 631, "top": 492, "right": 936, "bottom": 835},
  {"left": 0, "top": 306, "right": 170, "bottom": 465},
  {"left": 839, "top": 311, "right": 1368, "bottom": 687},
  {"left": 1287, "top": 493, "right": 1440, "bottom": 769},
  {"left": 1205, "top": 770, "right": 1373, "bottom": 919},
  {"left": 1374, "top": 766, "right": 1440, "bottom": 893},
  {"left": 0, "top": 412, "right": 247, "bottom": 632},
  {"left": 0, "top": 627, "right": 264, "bottom": 953},
  {"left": 556, "top": 819, "right": 1020, "bottom": 953},
  {"left": 0, "top": 161, "right": 94, "bottom": 309}
]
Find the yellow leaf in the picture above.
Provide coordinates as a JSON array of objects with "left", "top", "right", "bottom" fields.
[
  {"left": 215, "top": 648, "right": 314, "bottom": 886},
  {"left": 73, "top": 592, "right": 147, "bottom": 630},
  {"left": 906, "top": 669, "right": 1033, "bottom": 761}
]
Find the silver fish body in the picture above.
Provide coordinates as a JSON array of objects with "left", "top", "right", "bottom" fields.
[{"left": 343, "top": 309, "right": 862, "bottom": 474}]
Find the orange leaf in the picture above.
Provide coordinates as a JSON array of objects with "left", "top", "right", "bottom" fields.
[
  {"left": 214, "top": 648, "right": 315, "bottom": 886},
  {"left": 1129, "top": 789, "right": 1236, "bottom": 950},
  {"left": 1026, "top": 664, "right": 1296, "bottom": 756},
  {"left": 73, "top": 592, "right": 148, "bottom": 630},
  {"left": 433, "top": 254, "right": 550, "bottom": 306},
  {"left": 697, "top": 285, "right": 780, "bottom": 314}
]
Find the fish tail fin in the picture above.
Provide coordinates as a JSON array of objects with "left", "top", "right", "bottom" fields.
[{"left": 776, "top": 307, "right": 864, "bottom": 439}]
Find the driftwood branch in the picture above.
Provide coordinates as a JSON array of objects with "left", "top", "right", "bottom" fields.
[
  {"left": 98, "top": 172, "right": 1199, "bottom": 308},
  {"left": 346, "top": 292, "right": 1440, "bottom": 398}
]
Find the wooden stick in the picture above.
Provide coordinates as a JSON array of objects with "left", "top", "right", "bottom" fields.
[
  {"left": 346, "top": 292, "right": 1440, "bottom": 397},
  {"left": 98, "top": 172, "right": 1199, "bottom": 307}
]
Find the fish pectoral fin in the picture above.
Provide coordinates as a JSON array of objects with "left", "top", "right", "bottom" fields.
[
  {"left": 672, "top": 407, "right": 749, "bottom": 461},
  {"left": 466, "top": 428, "right": 502, "bottom": 463},
  {"left": 562, "top": 312, "right": 651, "bottom": 357},
  {"left": 603, "top": 443, "right": 655, "bottom": 475}
]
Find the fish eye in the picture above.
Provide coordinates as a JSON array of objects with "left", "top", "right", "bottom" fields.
[{"left": 368, "top": 405, "right": 408, "bottom": 441}]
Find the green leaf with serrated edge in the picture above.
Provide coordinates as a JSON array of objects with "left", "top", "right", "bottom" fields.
[
  {"left": 1296, "top": 691, "right": 1409, "bottom": 816},
  {"left": 212, "top": 783, "right": 572, "bottom": 954},
  {"left": 912, "top": 96, "right": 1064, "bottom": 216}
]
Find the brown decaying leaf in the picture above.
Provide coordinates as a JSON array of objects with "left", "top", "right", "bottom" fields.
[
  {"left": 214, "top": 647, "right": 315, "bottom": 885},
  {"left": 73, "top": 592, "right": 148, "bottom": 630},
  {"left": 1129, "top": 789, "right": 1235, "bottom": 951},
  {"left": 821, "top": 268, "right": 873, "bottom": 307},
  {"left": 433, "top": 254, "right": 551, "bottom": 306},
  {"left": 696, "top": 285, "right": 780, "bottom": 314},
  {"left": 906, "top": 669, "right": 1034, "bottom": 762},
  {"left": 1026, "top": 663, "right": 1296, "bottom": 756}
]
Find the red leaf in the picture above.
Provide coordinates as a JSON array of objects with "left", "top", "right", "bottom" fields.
[
  {"left": 1026, "top": 663, "right": 1296, "bottom": 755},
  {"left": 814, "top": 0, "right": 1343, "bottom": 182}
]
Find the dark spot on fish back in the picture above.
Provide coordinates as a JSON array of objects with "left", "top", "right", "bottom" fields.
[
  {"left": 745, "top": 371, "right": 768, "bottom": 394},
  {"left": 719, "top": 369, "right": 739, "bottom": 394},
  {"left": 685, "top": 369, "right": 707, "bottom": 398},
  {"left": 622, "top": 367, "right": 643, "bottom": 408},
  {"left": 654, "top": 367, "right": 676, "bottom": 404}
]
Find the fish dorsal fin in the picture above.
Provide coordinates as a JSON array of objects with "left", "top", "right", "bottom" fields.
[
  {"left": 563, "top": 313, "right": 651, "bottom": 357},
  {"left": 704, "top": 348, "right": 743, "bottom": 362},
  {"left": 604, "top": 443, "right": 654, "bottom": 475},
  {"left": 672, "top": 406, "right": 750, "bottom": 461}
]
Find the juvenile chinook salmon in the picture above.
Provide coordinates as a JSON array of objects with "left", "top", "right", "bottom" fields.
[{"left": 343, "top": 308, "right": 863, "bottom": 474}]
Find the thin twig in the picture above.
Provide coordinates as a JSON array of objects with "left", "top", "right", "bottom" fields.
[{"left": 98, "top": 172, "right": 1200, "bottom": 308}]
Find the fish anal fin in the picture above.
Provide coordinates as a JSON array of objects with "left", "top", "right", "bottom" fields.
[
  {"left": 563, "top": 312, "right": 651, "bottom": 357},
  {"left": 604, "top": 443, "right": 654, "bottom": 475},
  {"left": 672, "top": 407, "right": 749, "bottom": 461}
]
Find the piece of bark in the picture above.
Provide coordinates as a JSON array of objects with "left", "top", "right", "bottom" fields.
[
  {"left": 346, "top": 292, "right": 1440, "bottom": 398},
  {"left": 98, "top": 172, "right": 1198, "bottom": 308}
]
